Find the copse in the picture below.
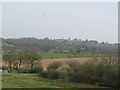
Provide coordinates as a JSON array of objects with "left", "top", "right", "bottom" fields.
[
  {"left": 3, "top": 51, "right": 43, "bottom": 72},
  {"left": 3, "top": 51, "right": 26, "bottom": 70}
]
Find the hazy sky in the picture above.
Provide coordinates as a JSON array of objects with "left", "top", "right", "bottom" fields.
[
  {"left": 0, "top": 3, "right": 2, "bottom": 37},
  {"left": 2, "top": 2, "right": 118, "bottom": 43}
]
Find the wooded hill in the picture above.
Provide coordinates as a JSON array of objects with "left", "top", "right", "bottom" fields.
[{"left": 2, "top": 37, "right": 118, "bottom": 54}]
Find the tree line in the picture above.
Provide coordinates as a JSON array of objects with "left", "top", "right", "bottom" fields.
[{"left": 2, "top": 37, "right": 118, "bottom": 54}]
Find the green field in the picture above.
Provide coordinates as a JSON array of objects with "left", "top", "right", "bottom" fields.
[
  {"left": 1, "top": 52, "right": 105, "bottom": 60},
  {"left": 39, "top": 53, "right": 69, "bottom": 59},
  {"left": 2, "top": 73, "right": 104, "bottom": 88},
  {"left": 39, "top": 53, "right": 104, "bottom": 59}
]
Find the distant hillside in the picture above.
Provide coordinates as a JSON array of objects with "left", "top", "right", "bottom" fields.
[{"left": 2, "top": 37, "right": 118, "bottom": 54}]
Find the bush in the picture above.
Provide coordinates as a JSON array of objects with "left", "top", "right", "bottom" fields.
[
  {"left": 30, "top": 67, "right": 43, "bottom": 73},
  {"left": 47, "top": 60, "right": 81, "bottom": 80},
  {"left": 69, "top": 61, "right": 97, "bottom": 84},
  {"left": 47, "top": 69, "right": 59, "bottom": 79},
  {"left": 66, "top": 60, "right": 80, "bottom": 72},
  {"left": 56, "top": 64, "right": 70, "bottom": 80},
  {"left": 46, "top": 57, "right": 119, "bottom": 88},
  {"left": 47, "top": 62, "right": 63, "bottom": 70},
  {"left": 8, "top": 68, "right": 18, "bottom": 73},
  {"left": 18, "top": 68, "right": 31, "bottom": 73},
  {"left": 40, "top": 72, "right": 47, "bottom": 78},
  {"left": 2, "top": 66, "right": 8, "bottom": 70},
  {"left": 102, "top": 65, "right": 119, "bottom": 88}
]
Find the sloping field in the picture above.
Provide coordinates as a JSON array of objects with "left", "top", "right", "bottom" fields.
[{"left": 41, "top": 57, "right": 92, "bottom": 70}]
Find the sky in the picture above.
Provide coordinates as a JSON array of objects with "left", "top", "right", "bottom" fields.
[
  {"left": 1, "top": 2, "right": 118, "bottom": 43},
  {"left": 0, "top": 3, "right": 2, "bottom": 37}
]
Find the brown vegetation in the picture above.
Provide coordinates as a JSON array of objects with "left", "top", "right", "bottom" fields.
[
  {"left": 1, "top": 57, "right": 92, "bottom": 70},
  {"left": 40, "top": 57, "right": 92, "bottom": 70}
]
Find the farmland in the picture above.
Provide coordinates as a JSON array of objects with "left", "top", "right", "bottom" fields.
[
  {"left": 39, "top": 53, "right": 69, "bottom": 59},
  {"left": 1, "top": 38, "right": 118, "bottom": 88},
  {"left": 1, "top": 2, "right": 118, "bottom": 89},
  {"left": 38, "top": 52, "right": 104, "bottom": 59}
]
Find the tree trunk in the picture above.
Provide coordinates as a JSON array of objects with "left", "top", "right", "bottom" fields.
[
  {"left": 9, "top": 62, "right": 12, "bottom": 73},
  {"left": 30, "top": 63, "right": 34, "bottom": 70}
]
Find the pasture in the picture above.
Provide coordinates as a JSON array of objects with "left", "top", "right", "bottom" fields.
[
  {"left": 38, "top": 53, "right": 103, "bottom": 59},
  {"left": 39, "top": 53, "right": 69, "bottom": 59},
  {"left": 2, "top": 73, "right": 103, "bottom": 88}
]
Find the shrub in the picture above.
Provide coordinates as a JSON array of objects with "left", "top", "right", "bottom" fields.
[
  {"left": 69, "top": 61, "right": 97, "bottom": 84},
  {"left": 40, "top": 72, "right": 47, "bottom": 78},
  {"left": 47, "top": 62, "right": 63, "bottom": 70},
  {"left": 66, "top": 60, "right": 80, "bottom": 72},
  {"left": 7, "top": 68, "right": 18, "bottom": 73},
  {"left": 2, "top": 66, "right": 8, "bottom": 70},
  {"left": 18, "top": 68, "right": 31, "bottom": 73},
  {"left": 47, "top": 60, "right": 81, "bottom": 80},
  {"left": 102, "top": 64, "right": 119, "bottom": 88},
  {"left": 47, "top": 69, "right": 59, "bottom": 79},
  {"left": 46, "top": 57, "right": 119, "bottom": 88},
  {"left": 30, "top": 67, "right": 43, "bottom": 73},
  {"left": 56, "top": 64, "right": 70, "bottom": 80}
]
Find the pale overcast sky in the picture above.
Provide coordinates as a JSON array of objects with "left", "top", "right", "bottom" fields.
[
  {"left": 2, "top": 2, "right": 118, "bottom": 43},
  {"left": 0, "top": 3, "right": 2, "bottom": 37}
]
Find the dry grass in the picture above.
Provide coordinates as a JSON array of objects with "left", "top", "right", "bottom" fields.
[{"left": 40, "top": 57, "right": 92, "bottom": 70}]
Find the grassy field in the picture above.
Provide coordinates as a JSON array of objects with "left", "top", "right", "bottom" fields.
[
  {"left": 39, "top": 53, "right": 69, "bottom": 59},
  {"left": 39, "top": 53, "right": 104, "bottom": 59},
  {"left": 1, "top": 52, "right": 105, "bottom": 60},
  {"left": 2, "top": 73, "right": 104, "bottom": 88}
]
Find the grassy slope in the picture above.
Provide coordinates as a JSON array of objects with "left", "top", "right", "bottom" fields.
[{"left": 2, "top": 73, "right": 104, "bottom": 88}]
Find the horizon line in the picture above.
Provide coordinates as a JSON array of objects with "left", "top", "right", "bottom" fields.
[{"left": 1, "top": 36, "right": 118, "bottom": 44}]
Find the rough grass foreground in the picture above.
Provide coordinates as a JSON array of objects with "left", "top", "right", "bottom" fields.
[{"left": 2, "top": 73, "right": 104, "bottom": 88}]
